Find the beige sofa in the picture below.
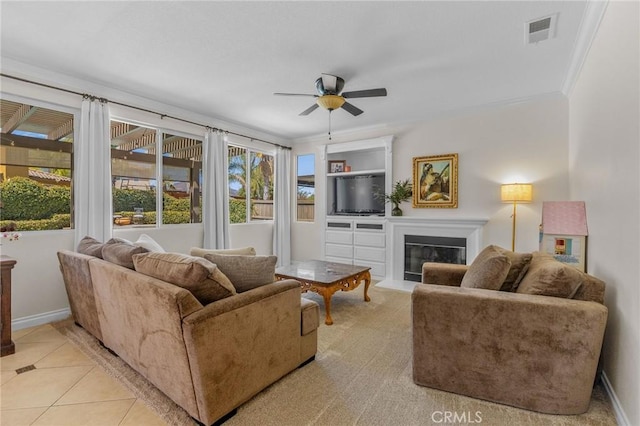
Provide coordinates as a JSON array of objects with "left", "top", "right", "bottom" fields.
[
  {"left": 412, "top": 248, "right": 608, "bottom": 415},
  {"left": 58, "top": 248, "right": 318, "bottom": 425}
]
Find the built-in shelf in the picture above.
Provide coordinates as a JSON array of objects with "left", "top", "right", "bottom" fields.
[{"left": 327, "top": 169, "right": 386, "bottom": 177}]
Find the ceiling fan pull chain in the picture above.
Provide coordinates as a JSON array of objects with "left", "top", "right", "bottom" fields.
[{"left": 328, "top": 110, "right": 332, "bottom": 140}]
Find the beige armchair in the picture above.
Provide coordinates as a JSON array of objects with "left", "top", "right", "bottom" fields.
[{"left": 412, "top": 254, "right": 608, "bottom": 415}]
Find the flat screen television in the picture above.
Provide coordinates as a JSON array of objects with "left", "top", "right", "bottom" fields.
[{"left": 335, "top": 175, "right": 385, "bottom": 215}]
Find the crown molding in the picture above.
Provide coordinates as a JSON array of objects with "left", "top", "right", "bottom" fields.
[{"left": 561, "top": 1, "right": 609, "bottom": 96}]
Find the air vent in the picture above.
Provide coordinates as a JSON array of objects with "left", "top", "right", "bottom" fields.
[{"left": 526, "top": 14, "right": 557, "bottom": 44}]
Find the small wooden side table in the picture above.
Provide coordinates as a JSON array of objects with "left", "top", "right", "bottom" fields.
[{"left": 1, "top": 255, "right": 17, "bottom": 357}]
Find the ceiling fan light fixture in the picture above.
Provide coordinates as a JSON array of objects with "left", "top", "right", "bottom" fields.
[{"left": 316, "top": 95, "right": 345, "bottom": 111}]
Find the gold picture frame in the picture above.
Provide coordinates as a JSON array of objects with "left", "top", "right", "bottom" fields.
[{"left": 412, "top": 153, "right": 458, "bottom": 208}]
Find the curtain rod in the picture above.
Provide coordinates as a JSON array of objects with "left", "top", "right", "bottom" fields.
[{"left": 0, "top": 73, "right": 291, "bottom": 150}]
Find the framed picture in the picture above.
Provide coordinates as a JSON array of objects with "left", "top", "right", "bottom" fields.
[
  {"left": 328, "top": 160, "right": 346, "bottom": 173},
  {"left": 412, "top": 153, "right": 458, "bottom": 208}
]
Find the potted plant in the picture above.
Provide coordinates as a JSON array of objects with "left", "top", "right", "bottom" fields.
[{"left": 378, "top": 179, "right": 413, "bottom": 216}]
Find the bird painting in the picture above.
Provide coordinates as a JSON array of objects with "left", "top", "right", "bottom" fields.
[
  {"left": 412, "top": 153, "right": 458, "bottom": 209},
  {"left": 419, "top": 161, "right": 450, "bottom": 201}
]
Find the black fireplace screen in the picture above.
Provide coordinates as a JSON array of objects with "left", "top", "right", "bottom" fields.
[{"left": 404, "top": 235, "right": 466, "bottom": 282}]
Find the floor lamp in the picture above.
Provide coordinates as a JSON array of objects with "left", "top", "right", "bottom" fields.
[{"left": 501, "top": 183, "right": 533, "bottom": 251}]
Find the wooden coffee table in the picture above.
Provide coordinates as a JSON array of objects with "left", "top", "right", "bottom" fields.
[{"left": 275, "top": 260, "right": 371, "bottom": 325}]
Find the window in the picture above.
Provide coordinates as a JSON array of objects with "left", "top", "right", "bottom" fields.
[
  {"left": 162, "top": 133, "right": 202, "bottom": 224},
  {"left": 110, "top": 121, "right": 158, "bottom": 226},
  {"left": 296, "top": 154, "right": 315, "bottom": 222},
  {"left": 0, "top": 99, "right": 74, "bottom": 231},
  {"left": 250, "top": 151, "right": 274, "bottom": 221},
  {"left": 228, "top": 145, "right": 274, "bottom": 224},
  {"left": 111, "top": 121, "right": 203, "bottom": 226}
]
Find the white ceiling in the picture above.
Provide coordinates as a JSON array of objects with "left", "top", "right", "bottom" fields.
[{"left": 1, "top": 1, "right": 590, "bottom": 142}]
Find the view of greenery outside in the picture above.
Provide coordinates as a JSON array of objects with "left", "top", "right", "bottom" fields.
[
  {"left": 0, "top": 176, "right": 71, "bottom": 230},
  {"left": 228, "top": 146, "right": 274, "bottom": 224}
]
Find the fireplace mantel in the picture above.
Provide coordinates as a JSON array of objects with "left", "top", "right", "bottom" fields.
[{"left": 380, "top": 217, "right": 488, "bottom": 290}]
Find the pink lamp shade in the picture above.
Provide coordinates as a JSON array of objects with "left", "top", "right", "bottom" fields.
[{"left": 541, "top": 201, "right": 588, "bottom": 236}]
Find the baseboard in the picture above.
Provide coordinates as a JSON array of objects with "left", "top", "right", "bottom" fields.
[
  {"left": 601, "top": 370, "right": 631, "bottom": 426},
  {"left": 12, "top": 308, "right": 71, "bottom": 331}
]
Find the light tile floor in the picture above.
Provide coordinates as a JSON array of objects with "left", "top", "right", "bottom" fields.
[{"left": 1, "top": 323, "right": 168, "bottom": 425}]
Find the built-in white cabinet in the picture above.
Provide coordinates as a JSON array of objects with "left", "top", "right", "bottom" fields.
[
  {"left": 322, "top": 136, "right": 393, "bottom": 279},
  {"left": 324, "top": 136, "right": 393, "bottom": 217},
  {"left": 325, "top": 218, "right": 387, "bottom": 278}
]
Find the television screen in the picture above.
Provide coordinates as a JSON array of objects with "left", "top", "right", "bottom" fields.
[{"left": 335, "top": 175, "right": 385, "bottom": 214}]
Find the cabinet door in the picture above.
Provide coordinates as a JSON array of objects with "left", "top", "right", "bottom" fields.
[
  {"left": 326, "top": 230, "right": 353, "bottom": 245},
  {"left": 354, "top": 246, "right": 386, "bottom": 262},
  {"left": 326, "top": 256, "right": 354, "bottom": 265},
  {"left": 326, "top": 243, "right": 353, "bottom": 259},
  {"left": 354, "top": 232, "right": 385, "bottom": 248},
  {"left": 353, "top": 260, "right": 386, "bottom": 278}
]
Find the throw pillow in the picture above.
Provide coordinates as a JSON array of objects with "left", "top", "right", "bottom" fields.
[
  {"left": 460, "top": 245, "right": 512, "bottom": 290},
  {"left": 101, "top": 243, "right": 148, "bottom": 269},
  {"left": 134, "top": 234, "right": 166, "bottom": 253},
  {"left": 494, "top": 246, "right": 533, "bottom": 291},
  {"left": 203, "top": 253, "right": 277, "bottom": 293},
  {"left": 77, "top": 236, "right": 105, "bottom": 258},
  {"left": 516, "top": 252, "right": 583, "bottom": 299},
  {"left": 132, "top": 252, "right": 236, "bottom": 304},
  {"left": 106, "top": 237, "right": 133, "bottom": 245},
  {"left": 190, "top": 246, "right": 256, "bottom": 258}
]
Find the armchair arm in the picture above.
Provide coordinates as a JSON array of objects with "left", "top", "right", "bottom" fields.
[
  {"left": 412, "top": 284, "right": 607, "bottom": 414},
  {"left": 421, "top": 262, "right": 467, "bottom": 286},
  {"left": 182, "top": 279, "right": 302, "bottom": 425}
]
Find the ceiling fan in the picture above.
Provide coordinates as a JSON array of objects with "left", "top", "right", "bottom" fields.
[{"left": 274, "top": 73, "right": 387, "bottom": 117}]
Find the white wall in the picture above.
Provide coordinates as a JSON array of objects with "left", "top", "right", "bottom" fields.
[
  {"left": 291, "top": 96, "right": 570, "bottom": 261},
  {"left": 568, "top": 2, "right": 639, "bottom": 424}
]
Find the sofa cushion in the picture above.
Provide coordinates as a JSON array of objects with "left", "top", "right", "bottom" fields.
[
  {"left": 494, "top": 247, "right": 533, "bottom": 291},
  {"left": 516, "top": 252, "right": 583, "bottom": 299},
  {"left": 460, "top": 245, "right": 512, "bottom": 290},
  {"left": 101, "top": 243, "right": 148, "bottom": 269},
  {"left": 133, "top": 252, "right": 236, "bottom": 304},
  {"left": 572, "top": 273, "right": 605, "bottom": 304},
  {"left": 190, "top": 246, "right": 256, "bottom": 258},
  {"left": 203, "top": 253, "right": 277, "bottom": 293},
  {"left": 300, "top": 298, "right": 320, "bottom": 336}
]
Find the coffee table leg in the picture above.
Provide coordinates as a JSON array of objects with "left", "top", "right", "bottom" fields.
[
  {"left": 363, "top": 271, "right": 371, "bottom": 302},
  {"left": 314, "top": 286, "right": 338, "bottom": 326}
]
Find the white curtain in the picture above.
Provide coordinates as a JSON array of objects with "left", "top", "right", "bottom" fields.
[
  {"left": 74, "top": 98, "right": 112, "bottom": 247},
  {"left": 273, "top": 147, "right": 291, "bottom": 266},
  {"left": 203, "top": 129, "right": 230, "bottom": 249}
]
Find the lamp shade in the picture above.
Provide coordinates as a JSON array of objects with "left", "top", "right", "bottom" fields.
[
  {"left": 501, "top": 183, "right": 532, "bottom": 202},
  {"left": 316, "top": 95, "right": 345, "bottom": 111}
]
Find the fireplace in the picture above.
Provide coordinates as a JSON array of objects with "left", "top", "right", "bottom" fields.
[
  {"left": 404, "top": 235, "right": 467, "bottom": 282},
  {"left": 385, "top": 217, "right": 487, "bottom": 286}
]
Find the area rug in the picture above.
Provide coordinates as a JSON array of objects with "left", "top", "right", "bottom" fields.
[{"left": 54, "top": 286, "right": 616, "bottom": 426}]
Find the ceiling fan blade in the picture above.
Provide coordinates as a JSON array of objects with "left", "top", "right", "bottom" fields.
[
  {"left": 321, "top": 74, "right": 338, "bottom": 93},
  {"left": 274, "top": 92, "right": 317, "bottom": 97},
  {"left": 342, "top": 88, "right": 387, "bottom": 98},
  {"left": 341, "top": 102, "right": 364, "bottom": 116},
  {"left": 299, "top": 104, "right": 319, "bottom": 116}
]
